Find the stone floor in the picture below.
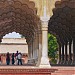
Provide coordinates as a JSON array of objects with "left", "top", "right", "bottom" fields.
[
  {"left": 51, "top": 66, "right": 75, "bottom": 75},
  {"left": 0, "top": 66, "right": 74, "bottom": 75},
  {"left": 0, "top": 66, "right": 57, "bottom": 75}
]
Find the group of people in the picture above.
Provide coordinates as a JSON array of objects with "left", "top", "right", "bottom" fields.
[{"left": 0, "top": 51, "right": 23, "bottom": 65}]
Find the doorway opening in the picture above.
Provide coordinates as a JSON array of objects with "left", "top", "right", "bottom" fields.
[{"left": 0, "top": 32, "right": 28, "bottom": 65}]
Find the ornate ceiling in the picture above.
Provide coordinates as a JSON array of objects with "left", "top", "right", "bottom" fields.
[
  {"left": 0, "top": 0, "right": 40, "bottom": 43},
  {"left": 48, "top": 0, "right": 75, "bottom": 44}
]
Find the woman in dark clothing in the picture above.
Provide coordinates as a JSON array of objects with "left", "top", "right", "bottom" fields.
[
  {"left": 12, "top": 53, "right": 15, "bottom": 65},
  {"left": 6, "top": 52, "right": 10, "bottom": 65}
]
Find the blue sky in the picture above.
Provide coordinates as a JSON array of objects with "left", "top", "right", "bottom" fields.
[{"left": 3, "top": 32, "right": 21, "bottom": 38}]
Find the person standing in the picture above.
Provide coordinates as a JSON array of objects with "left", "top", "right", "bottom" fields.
[
  {"left": 6, "top": 52, "right": 10, "bottom": 65},
  {"left": 12, "top": 53, "right": 15, "bottom": 65},
  {"left": 17, "top": 52, "right": 22, "bottom": 65},
  {"left": 15, "top": 51, "right": 18, "bottom": 65}
]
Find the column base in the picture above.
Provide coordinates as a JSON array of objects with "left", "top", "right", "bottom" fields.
[
  {"left": 67, "top": 60, "right": 73, "bottom": 65},
  {"left": 58, "top": 61, "right": 61, "bottom": 64},
  {"left": 72, "top": 60, "right": 75, "bottom": 65},
  {"left": 60, "top": 60, "right": 65, "bottom": 64},
  {"left": 39, "top": 57, "right": 51, "bottom": 68},
  {"left": 64, "top": 60, "right": 68, "bottom": 65}
]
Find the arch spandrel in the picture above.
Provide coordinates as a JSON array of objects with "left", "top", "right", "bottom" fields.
[
  {"left": 55, "top": 0, "right": 75, "bottom": 9},
  {"left": 0, "top": 0, "right": 36, "bottom": 13},
  {"left": 0, "top": 20, "right": 36, "bottom": 43}
]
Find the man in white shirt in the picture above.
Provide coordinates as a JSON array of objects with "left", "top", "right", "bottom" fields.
[{"left": 17, "top": 52, "right": 22, "bottom": 65}]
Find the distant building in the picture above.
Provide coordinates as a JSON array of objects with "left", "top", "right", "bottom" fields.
[
  {"left": 0, "top": 38, "right": 28, "bottom": 54},
  {"left": 0, "top": 38, "right": 28, "bottom": 64}
]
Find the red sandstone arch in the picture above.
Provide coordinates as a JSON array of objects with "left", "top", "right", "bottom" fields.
[
  {"left": 48, "top": 0, "right": 75, "bottom": 43},
  {"left": 48, "top": 0, "right": 75, "bottom": 65},
  {"left": 0, "top": 0, "right": 41, "bottom": 44}
]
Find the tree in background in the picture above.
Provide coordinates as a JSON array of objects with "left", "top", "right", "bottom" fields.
[{"left": 48, "top": 33, "right": 58, "bottom": 64}]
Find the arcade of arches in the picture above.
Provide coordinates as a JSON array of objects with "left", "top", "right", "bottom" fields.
[{"left": 0, "top": 0, "right": 75, "bottom": 68}]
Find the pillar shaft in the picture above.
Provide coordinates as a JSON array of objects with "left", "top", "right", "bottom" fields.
[
  {"left": 33, "top": 39, "right": 35, "bottom": 58},
  {"left": 42, "top": 27, "right": 48, "bottom": 57},
  {"left": 36, "top": 33, "right": 42, "bottom": 66},
  {"left": 62, "top": 43, "right": 64, "bottom": 63},
  {"left": 65, "top": 43, "right": 68, "bottom": 63},
  {"left": 28, "top": 43, "right": 32, "bottom": 59},
  {"left": 39, "top": 19, "right": 51, "bottom": 68},
  {"left": 30, "top": 43, "right": 33, "bottom": 58},
  {"left": 59, "top": 44, "right": 61, "bottom": 63},
  {"left": 34, "top": 36, "right": 38, "bottom": 59},
  {"left": 32, "top": 40, "right": 33, "bottom": 58},
  {"left": 69, "top": 41, "right": 72, "bottom": 63},
  {"left": 73, "top": 38, "right": 75, "bottom": 64}
]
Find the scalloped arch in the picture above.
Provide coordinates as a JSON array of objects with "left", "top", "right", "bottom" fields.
[{"left": 0, "top": 0, "right": 41, "bottom": 43}]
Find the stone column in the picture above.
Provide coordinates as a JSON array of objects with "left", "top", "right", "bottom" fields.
[
  {"left": 30, "top": 42, "right": 33, "bottom": 58},
  {"left": 36, "top": 32, "right": 42, "bottom": 66},
  {"left": 73, "top": 38, "right": 75, "bottom": 64},
  {"left": 71, "top": 40, "right": 73, "bottom": 63},
  {"left": 32, "top": 40, "right": 33, "bottom": 58},
  {"left": 28, "top": 40, "right": 33, "bottom": 59},
  {"left": 33, "top": 38, "right": 35, "bottom": 58},
  {"left": 28, "top": 43, "right": 31, "bottom": 59},
  {"left": 28, "top": 40, "right": 34, "bottom": 64},
  {"left": 33, "top": 35, "right": 39, "bottom": 64},
  {"left": 64, "top": 42, "right": 68, "bottom": 64},
  {"left": 69, "top": 41, "right": 72, "bottom": 64},
  {"left": 39, "top": 19, "right": 51, "bottom": 68},
  {"left": 58, "top": 43, "right": 61, "bottom": 64},
  {"left": 62, "top": 43, "right": 64, "bottom": 64},
  {"left": 35, "top": 34, "right": 39, "bottom": 59}
]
